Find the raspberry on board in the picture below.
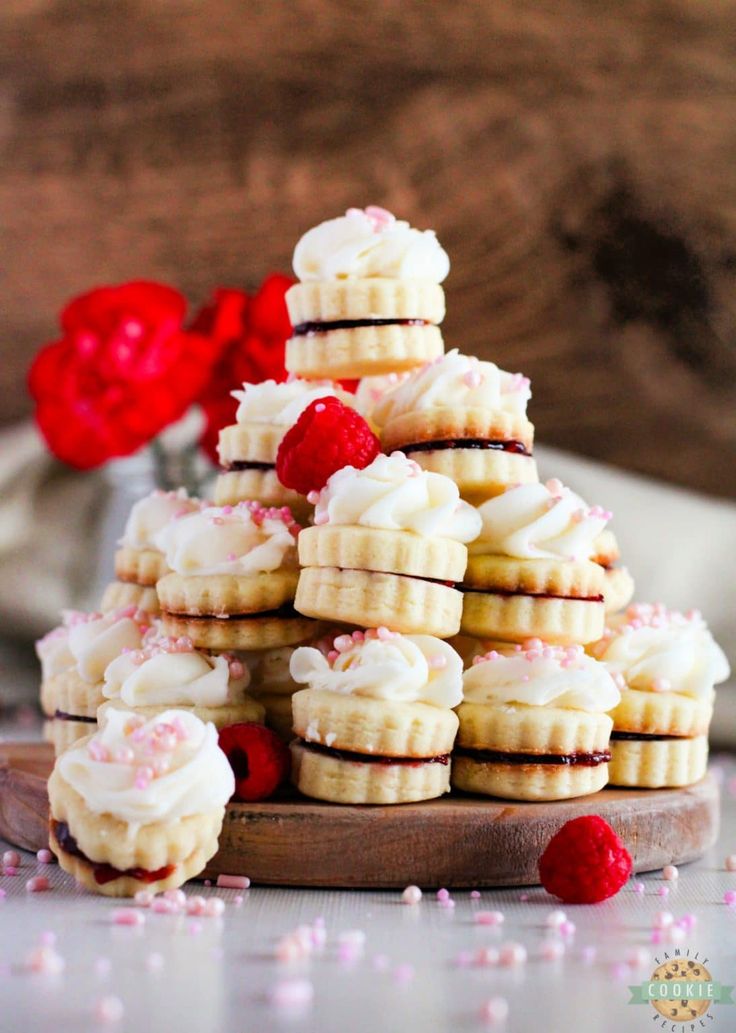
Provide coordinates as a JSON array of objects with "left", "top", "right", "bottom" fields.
[
  {"left": 276, "top": 396, "right": 381, "bottom": 496},
  {"left": 218, "top": 723, "right": 291, "bottom": 802},
  {"left": 538, "top": 815, "right": 633, "bottom": 904}
]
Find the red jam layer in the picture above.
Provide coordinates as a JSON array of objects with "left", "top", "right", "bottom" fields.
[
  {"left": 300, "top": 739, "right": 450, "bottom": 767},
  {"left": 54, "top": 711, "right": 96, "bottom": 724},
  {"left": 611, "top": 731, "right": 682, "bottom": 742},
  {"left": 401, "top": 438, "right": 531, "bottom": 457},
  {"left": 51, "top": 820, "right": 175, "bottom": 886},
  {"left": 461, "top": 587, "right": 605, "bottom": 603},
  {"left": 224, "top": 460, "right": 276, "bottom": 472},
  {"left": 455, "top": 746, "right": 611, "bottom": 767},
  {"left": 293, "top": 318, "right": 428, "bottom": 335},
  {"left": 335, "top": 566, "right": 455, "bottom": 588}
]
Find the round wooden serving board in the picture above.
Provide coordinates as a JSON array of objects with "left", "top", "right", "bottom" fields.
[{"left": 0, "top": 742, "right": 719, "bottom": 888}]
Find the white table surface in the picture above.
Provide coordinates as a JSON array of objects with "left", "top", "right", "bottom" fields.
[{"left": 2, "top": 752, "right": 736, "bottom": 1033}]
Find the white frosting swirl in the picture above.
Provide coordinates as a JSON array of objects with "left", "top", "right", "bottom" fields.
[
  {"left": 354, "top": 372, "right": 411, "bottom": 423},
  {"left": 119, "top": 490, "right": 200, "bottom": 551},
  {"left": 290, "top": 630, "right": 463, "bottom": 708},
  {"left": 66, "top": 609, "right": 150, "bottom": 684},
  {"left": 58, "top": 709, "right": 234, "bottom": 826},
  {"left": 154, "top": 503, "right": 300, "bottom": 577},
  {"left": 292, "top": 207, "right": 450, "bottom": 282},
  {"left": 103, "top": 640, "right": 251, "bottom": 708},
  {"left": 372, "top": 350, "right": 531, "bottom": 426},
  {"left": 313, "top": 452, "right": 481, "bottom": 542},
  {"left": 470, "top": 480, "right": 611, "bottom": 561},
  {"left": 463, "top": 642, "right": 620, "bottom": 712},
  {"left": 35, "top": 626, "right": 75, "bottom": 680},
  {"left": 231, "top": 378, "right": 355, "bottom": 426},
  {"left": 589, "top": 603, "right": 730, "bottom": 699}
]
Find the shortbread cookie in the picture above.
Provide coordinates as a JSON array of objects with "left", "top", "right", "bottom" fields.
[
  {"left": 253, "top": 692, "right": 294, "bottom": 740},
  {"left": 290, "top": 740, "right": 451, "bottom": 804},
  {"left": 452, "top": 756, "right": 608, "bottom": 801},
  {"left": 403, "top": 447, "right": 538, "bottom": 504},
  {"left": 296, "top": 567, "right": 463, "bottom": 638},
  {"left": 99, "top": 697, "right": 265, "bottom": 731},
  {"left": 464, "top": 555, "right": 604, "bottom": 598},
  {"left": 286, "top": 207, "right": 449, "bottom": 378},
  {"left": 608, "top": 688, "right": 713, "bottom": 739},
  {"left": 49, "top": 715, "right": 97, "bottom": 755},
  {"left": 48, "top": 709, "right": 234, "bottom": 896},
  {"left": 608, "top": 735, "right": 708, "bottom": 788},
  {"left": 36, "top": 625, "right": 75, "bottom": 716},
  {"left": 380, "top": 407, "right": 535, "bottom": 456},
  {"left": 101, "top": 581, "right": 161, "bottom": 615},
  {"left": 245, "top": 646, "right": 301, "bottom": 740},
  {"left": 160, "top": 612, "right": 316, "bottom": 651},
  {"left": 602, "top": 566, "right": 635, "bottom": 615},
  {"left": 591, "top": 530, "right": 620, "bottom": 568},
  {"left": 114, "top": 547, "right": 168, "bottom": 587},
  {"left": 292, "top": 688, "right": 459, "bottom": 759},
  {"left": 461, "top": 592, "right": 605, "bottom": 646},
  {"left": 298, "top": 525, "right": 468, "bottom": 582},
  {"left": 157, "top": 571, "right": 298, "bottom": 618},
  {"left": 213, "top": 470, "right": 311, "bottom": 521},
  {"left": 288, "top": 629, "right": 463, "bottom": 804},
  {"left": 451, "top": 643, "right": 619, "bottom": 801},
  {"left": 217, "top": 423, "right": 284, "bottom": 466}
]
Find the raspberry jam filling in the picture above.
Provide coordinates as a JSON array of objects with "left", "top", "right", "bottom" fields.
[
  {"left": 610, "top": 731, "right": 682, "bottom": 742},
  {"left": 300, "top": 739, "right": 450, "bottom": 767},
  {"left": 461, "top": 587, "right": 604, "bottom": 603},
  {"left": 53, "top": 710, "right": 96, "bottom": 724},
  {"left": 293, "top": 318, "right": 428, "bottom": 335},
  {"left": 51, "top": 820, "right": 175, "bottom": 886},
  {"left": 455, "top": 746, "right": 611, "bottom": 767},
  {"left": 401, "top": 439, "right": 531, "bottom": 457},
  {"left": 224, "top": 460, "right": 275, "bottom": 472},
  {"left": 335, "top": 567, "right": 456, "bottom": 589}
]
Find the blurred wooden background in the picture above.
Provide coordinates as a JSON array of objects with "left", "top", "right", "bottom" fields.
[{"left": 1, "top": 0, "right": 735, "bottom": 497}]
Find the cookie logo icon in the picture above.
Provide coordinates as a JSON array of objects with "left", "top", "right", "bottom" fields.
[
  {"left": 650, "top": 959, "right": 712, "bottom": 1023},
  {"left": 628, "top": 950, "right": 733, "bottom": 1024}
]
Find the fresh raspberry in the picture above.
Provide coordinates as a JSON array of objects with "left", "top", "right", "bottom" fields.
[
  {"left": 218, "top": 723, "right": 291, "bottom": 802},
  {"left": 276, "top": 396, "right": 380, "bottom": 495},
  {"left": 538, "top": 815, "right": 632, "bottom": 904}
]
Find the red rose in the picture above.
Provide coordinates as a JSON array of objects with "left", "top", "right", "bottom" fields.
[
  {"left": 195, "top": 274, "right": 295, "bottom": 465},
  {"left": 29, "top": 281, "right": 221, "bottom": 469}
]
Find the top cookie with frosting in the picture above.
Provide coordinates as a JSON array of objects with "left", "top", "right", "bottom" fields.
[
  {"left": 292, "top": 206, "right": 450, "bottom": 283},
  {"left": 230, "top": 378, "right": 355, "bottom": 428}
]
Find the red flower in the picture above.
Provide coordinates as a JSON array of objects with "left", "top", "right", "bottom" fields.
[
  {"left": 29, "top": 281, "right": 221, "bottom": 469},
  {"left": 194, "top": 273, "right": 295, "bottom": 464}
]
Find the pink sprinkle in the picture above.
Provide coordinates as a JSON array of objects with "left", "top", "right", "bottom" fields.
[
  {"left": 654, "top": 910, "right": 674, "bottom": 928},
  {"left": 2, "top": 850, "right": 20, "bottom": 867},
  {"left": 662, "top": 864, "right": 678, "bottom": 880},
  {"left": 657, "top": 886, "right": 670, "bottom": 897},
  {"left": 475, "top": 910, "right": 504, "bottom": 927},
  {"left": 428, "top": 654, "right": 448, "bottom": 670},
  {"left": 670, "top": 925, "right": 686, "bottom": 944},
  {"left": 376, "top": 626, "right": 395, "bottom": 641},
  {"left": 677, "top": 913, "right": 697, "bottom": 931},
  {"left": 559, "top": 920, "right": 576, "bottom": 937},
  {"left": 475, "top": 946, "right": 499, "bottom": 967},
  {"left": 270, "top": 977, "right": 314, "bottom": 1009},
  {"left": 499, "top": 942, "right": 527, "bottom": 967},
  {"left": 36, "top": 849, "right": 53, "bottom": 865},
  {"left": 216, "top": 874, "right": 251, "bottom": 890},
  {"left": 204, "top": 898, "right": 226, "bottom": 918},
  {"left": 234, "top": 896, "right": 244, "bottom": 906},
  {"left": 226, "top": 552, "right": 237, "bottom": 562},
  {"left": 470, "top": 890, "right": 481, "bottom": 900},
  {"left": 541, "top": 940, "right": 565, "bottom": 961},
  {"left": 4, "top": 866, "right": 18, "bottom": 877},
  {"left": 436, "top": 887, "right": 450, "bottom": 901},
  {"left": 393, "top": 963, "right": 415, "bottom": 984},
  {"left": 306, "top": 490, "right": 320, "bottom": 505},
  {"left": 439, "top": 898, "right": 455, "bottom": 909},
  {"left": 650, "top": 929, "right": 664, "bottom": 945},
  {"left": 518, "top": 892, "right": 529, "bottom": 902},
  {"left": 401, "top": 885, "right": 422, "bottom": 905},
  {"left": 633, "top": 881, "right": 645, "bottom": 894},
  {"left": 723, "top": 890, "right": 736, "bottom": 905},
  {"left": 25, "top": 944, "right": 65, "bottom": 975},
  {"left": 314, "top": 403, "right": 326, "bottom": 413},
  {"left": 0, "top": 888, "right": 5, "bottom": 899},
  {"left": 134, "top": 890, "right": 154, "bottom": 907},
  {"left": 545, "top": 909, "right": 566, "bottom": 928},
  {"left": 185, "top": 896, "right": 207, "bottom": 915},
  {"left": 93, "top": 995, "right": 124, "bottom": 1024},
  {"left": 111, "top": 907, "right": 145, "bottom": 927},
  {"left": 151, "top": 897, "right": 179, "bottom": 915},
  {"left": 26, "top": 876, "right": 50, "bottom": 893},
  {"left": 626, "top": 947, "right": 650, "bottom": 968},
  {"left": 479, "top": 997, "right": 509, "bottom": 1025},
  {"left": 463, "top": 369, "right": 483, "bottom": 389},
  {"left": 163, "top": 888, "right": 187, "bottom": 907},
  {"left": 652, "top": 678, "right": 671, "bottom": 692}
]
